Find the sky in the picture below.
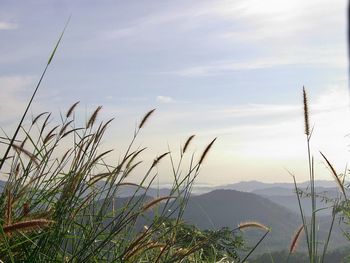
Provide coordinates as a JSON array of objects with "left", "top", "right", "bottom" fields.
[{"left": 0, "top": 0, "right": 349, "bottom": 185}]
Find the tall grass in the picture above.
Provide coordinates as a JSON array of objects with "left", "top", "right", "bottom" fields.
[
  {"left": 0, "top": 24, "right": 251, "bottom": 262},
  {"left": 288, "top": 87, "right": 346, "bottom": 263},
  {"left": 0, "top": 100, "right": 241, "bottom": 262}
]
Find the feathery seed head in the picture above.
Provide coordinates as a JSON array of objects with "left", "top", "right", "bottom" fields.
[
  {"left": 289, "top": 224, "right": 304, "bottom": 254},
  {"left": 139, "top": 109, "right": 156, "bottom": 129},
  {"left": 198, "top": 138, "right": 217, "bottom": 165},
  {"left": 303, "top": 87, "right": 310, "bottom": 136},
  {"left": 66, "top": 101, "right": 80, "bottom": 118},
  {"left": 87, "top": 106, "right": 102, "bottom": 129},
  {"left": 182, "top": 135, "right": 195, "bottom": 154},
  {"left": 238, "top": 221, "right": 270, "bottom": 231}
]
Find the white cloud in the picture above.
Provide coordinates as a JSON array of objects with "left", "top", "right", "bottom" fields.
[
  {"left": 158, "top": 48, "right": 347, "bottom": 76},
  {"left": 213, "top": 86, "right": 349, "bottom": 120},
  {"left": 98, "top": 0, "right": 346, "bottom": 43},
  {"left": 313, "top": 86, "right": 349, "bottom": 111},
  {"left": 0, "top": 22, "right": 18, "bottom": 30},
  {"left": 147, "top": 86, "right": 350, "bottom": 166},
  {"left": 186, "top": 86, "right": 350, "bottom": 183},
  {"left": 205, "top": 87, "right": 350, "bottom": 163},
  {"left": 156, "top": 95, "right": 173, "bottom": 103}
]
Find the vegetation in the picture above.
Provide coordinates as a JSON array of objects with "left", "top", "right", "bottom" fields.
[
  {"left": 0, "top": 27, "right": 269, "bottom": 262},
  {"left": 282, "top": 88, "right": 350, "bottom": 263},
  {"left": 0, "top": 84, "right": 252, "bottom": 262}
]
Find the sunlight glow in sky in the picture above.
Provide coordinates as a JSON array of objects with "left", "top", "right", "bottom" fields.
[{"left": 0, "top": 0, "right": 349, "bottom": 185}]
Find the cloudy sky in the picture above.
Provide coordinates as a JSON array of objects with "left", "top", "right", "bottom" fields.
[{"left": 0, "top": 0, "right": 349, "bottom": 185}]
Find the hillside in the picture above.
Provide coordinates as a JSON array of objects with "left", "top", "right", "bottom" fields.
[
  {"left": 178, "top": 189, "right": 347, "bottom": 253},
  {"left": 181, "top": 189, "right": 300, "bottom": 252}
]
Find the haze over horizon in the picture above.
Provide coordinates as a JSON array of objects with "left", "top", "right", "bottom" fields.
[{"left": 0, "top": 0, "right": 349, "bottom": 185}]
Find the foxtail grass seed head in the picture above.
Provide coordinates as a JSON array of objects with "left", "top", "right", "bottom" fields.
[
  {"left": 142, "top": 196, "right": 176, "bottom": 212},
  {"left": 66, "top": 101, "right": 80, "bottom": 118},
  {"left": 303, "top": 87, "right": 310, "bottom": 136},
  {"left": 238, "top": 221, "right": 269, "bottom": 231},
  {"left": 198, "top": 138, "right": 217, "bottom": 165},
  {"left": 43, "top": 125, "right": 59, "bottom": 144},
  {"left": 5, "top": 189, "right": 13, "bottom": 225},
  {"left": 320, "top": 151, "right": 346, "bottom": 197},
  {"left": 289, "top": 224, "right": 304, "bottom": 254},
  {"left": 139, "top": 109, "right": 155, "bottom": 129},
  {"left": 182, "top": 135, "right": 195, "bottom": 154},
  {"left": 3, "top": 219, "right": 55, "bottom": 235},
  {"left": 152, "top": 152, "right": 170, "bottom": 167},
  {"left": 60, "top": 120, "right": 73, "bottom": 135},
  {"left": 32, "top": 112, "right": 49, "bottom": 125},
  {"left": 87, "top": 106, "right": 102, "bottom": 129},
  {"left": 12, "top": 144, "right": 39, "bottom": 166}
]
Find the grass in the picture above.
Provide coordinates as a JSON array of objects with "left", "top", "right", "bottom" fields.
[
  {"left": 0, "top": 99, "right": 247, "bottom": 262},
  {"left": 286, "top": 88, "right": 349, "bottom": 263},
  {"left": 0, "top": 25, "right": 264, "bottom": 262}
]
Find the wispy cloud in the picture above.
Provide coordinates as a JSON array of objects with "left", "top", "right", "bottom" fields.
[
  {"left": 156, "top": 95, "right": 173, "bottom": 103},
  {"left": 157, "top": 49, "right": 347, "bottom": 76},
  {"left": 214, "top": 86, "right": 349, "bottom": 120},
  {"left": 109, "top": 96, "right": 148, "bottom": 102},
  {"left": 0, "top": 22, "right": 18, "bottom": 30}
]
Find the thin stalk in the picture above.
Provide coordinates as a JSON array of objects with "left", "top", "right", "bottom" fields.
[
  {"left": 0, "top": 17, "right": 70, "bottom": 173},
  {"left": 241, "top": 230, "right": 270, "bottom": 262}
]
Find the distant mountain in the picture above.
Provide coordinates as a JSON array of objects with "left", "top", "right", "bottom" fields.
[
  {"left": 97, "top": 180, "right": 339, "bottom": 199},
  {"left": 218, "top": 180, "right": 337, "bottom": 192},
  {"left": 251, "top": 186, "right": 341, "bottom": 216},
  {"left": 252, "top": 186, "right": 296, "bottom": 196},
  {"left": 183, "top": 189, "right": 298, "bottom": 230},
  {"left": 95, "top": 188, "right": 302, "bottom": 251},
  {"left": 252, "top": 186, "right": 339, "bottom": 197},
  {"left": 181, "top": 189, "right": 299, "bottom": 251}
]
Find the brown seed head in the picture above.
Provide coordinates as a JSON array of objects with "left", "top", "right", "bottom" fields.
[
  {"left": 238, "top": 221, "right": 270, "bottom": 231},
  {"left": 142, "top": 196, "right": 176, "bottom": 212},
  {"left": 139, "top": 109, "right": 156, "bottom": 129},
  {"left": 12, "top": 144, "right": 39, "bottom": 166},
  {"left": 198, "top": 138, "right": 217, "bottom": 165},
  {"left": 3, "top": 219, "right": 54, "bottom": 235},
  {"left": 182, "top": 135, "right": 195, "bottom": 154},
  {"left": 5, "top": 189, "right": 13, "bottom": 225},
  {"left": 289, "top": 224, "right": 304, "bottom": 254},
  {"left": 320, "top": 151, "right": 346, "bottom": 197},
  {"left": 303, "top": 87, "right": 310, "bottom": 136},
  {"left": 32, "top": 112, "right": 49, "bottom": 125},
  {"left": 66, "top": 101, "right": 80, "bottom": 118},
  {"left": 152, "top": 152, "right": 170, "bottom": 167},
  {"left": 87, "top": 106, "right": 102, "bottom": 129}
]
